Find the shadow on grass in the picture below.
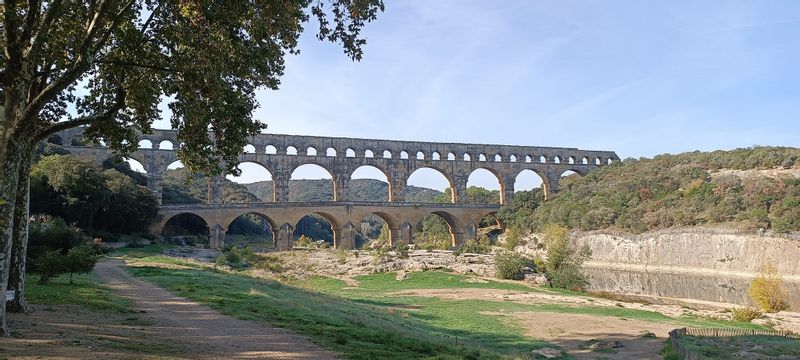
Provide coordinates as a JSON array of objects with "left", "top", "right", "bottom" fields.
[{"left": 128, "top": 266, "right": 567, "bottom": 360}]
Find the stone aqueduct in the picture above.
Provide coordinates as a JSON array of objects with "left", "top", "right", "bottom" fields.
[{"left": 53, "top": 127, "right": 619, "bottom": 250}]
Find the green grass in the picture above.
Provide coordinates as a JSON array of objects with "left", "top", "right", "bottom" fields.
[
  {"left": 111, "top": 244, "right": 175, "bottom": 258},
  {"left": 678, "top": 335, "right": 800, "bottom": 358},
  {"left": 303, "top": 271, "right": 536, "bottom": 294},
  {"left": 128, "top": 264, "right": 565, "bottom": 360},
  {"left": 25, "top": 273, "right": 131, "bottom": 313}
]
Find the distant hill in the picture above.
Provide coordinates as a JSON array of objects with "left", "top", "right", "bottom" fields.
[
  {"left": 508, "top": 146, "right": 800, "bottom": 234},
  {"left": 242, "top": 179, "right": 443, "bottom": 202}
]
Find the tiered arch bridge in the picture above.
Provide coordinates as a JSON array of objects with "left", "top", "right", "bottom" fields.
[{"left": 53, "top": 128, "right": 618, "bottom": 250}]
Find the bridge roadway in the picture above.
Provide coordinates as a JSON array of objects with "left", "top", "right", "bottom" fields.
[{"left": 153, "top": 201, "right": 500, "bottom": 250}]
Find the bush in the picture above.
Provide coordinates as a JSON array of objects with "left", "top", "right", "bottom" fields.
[
  {"left": 217, "top": 246, "right": 283, "bottom": 272},
  {"left": 494, "top": 250, "right": 530, "bottom": 280},
  {"left": 33, "top": 244, "right": 100, "bottom": 284},
  {"left": 34, "top": 250, "right": 65, "bottom": 284},
  {"left": 543, "top": 224, "right": 591, "bottom": 291},
  {"left": 748, "top": 262, "right": 791, "bottom": 313},
  {"left": 731, "top": 307, "right": 763, "bottom": 322},
  {"left": 394, "top": 242, "right": 409, "bottom": 259},
  {"left": 29, "top": 218, "right": 85, "bottom": 252},
  {"left": 335, "top": 249, "right": 348, "bottom": 264},
  {"left": 458, "top": 236, "right": 491, "bottom": 255},
  {"left": 372, "top": 246, "right": 390, "bottom": 265}
]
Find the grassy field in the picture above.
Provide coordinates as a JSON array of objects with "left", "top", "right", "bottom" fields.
[
  {"left": 25, "top": 273, "right": 131, "bottom": 313},
  {"left": 123, "top": 251, "right": 772, "bottom": 359},
  {"left": 677, "top": 335, "right": 800, "bottom": 358}
]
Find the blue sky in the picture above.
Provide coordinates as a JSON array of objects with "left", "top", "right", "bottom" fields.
[{"left": 151, "top": 1, "right": 800, "bottom": 191}]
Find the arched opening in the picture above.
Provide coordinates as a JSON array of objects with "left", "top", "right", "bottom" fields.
[
  {"left": 568, "top": 156, "right": 575, "bottom": 164},
  {"left": 226, "top": 212, "right": 275, "bottom": 248},
  {"left": 349, "top": 165, "right": 390, "bottom": 201},
  {"left": 514, "top": 169, "right": 546, "bottom": 192},
  {"left": 416, "top": 151, "right": 425, "bottom": 160},
  {"left": 161, "top": 213, "right": 209, "bottom": 239},
  {"left": 582, "top": 156, "right": 589, "bottom": 165},
  {"left": 553, "top": 156, "right": 561, "bottom": 164},
  {"left": 124, "top": 158, "right": 147, "bottom": 174},
  {"left": 307, "top": 147, "right": 318, "bottom": 156},
  {"left": 47, "top": 134, "right": 63, "bottom": 145},
  {"left": 383, "top": 150, "right": 392, "bottom": 159},
  {"left": 447, "top": 152, "right": 456, "bottom": 161},
  {"left": 607, "top": 158, "right": 614, "bottom": 165},
  {"left": 226, "top": 162, "right": 273, "bottom": 202},
  {"left": 595, "top": 157, "right": 602, "bottom": 165},
  {"left": 266, "top": 145, "right": 277, "bottom": 154},
  {"left": 326, "top": 147, "right": 337, "bottom": 157},
  {"left": 400, "top": 151, "right": 409, "bottom": 159},
  {"left": 286, "top": 146, "right": 298, "bottom": 155},
  {"left": 243, "top": 144, "right": 256, "bottom": 154},
  {"left": 432, "top": 152, "right": 441, "bottom": 161},
  {"left": 494, "top": 154, "right": 502, "bottom": 162},
  {"left": 294, "top": 213, "right": 337, "bottom": 247},
  {"left": 478, "top": 154, "right": 487, "bottom": 162},
  {"left": 166, "top": 160, "right": 184, "bottom": 170},
  {"left": 509, "top": 155, "right": 517, "bottom": 163},
  {"left": 463, "top": 153, "right": 471, "bottom": 161},
  {"left": 290, "top": 164, "right": 334, "bottom": 201},
  {"left": 159, "top": 140, "right": 174, "bottom": 150},
  {"left": 357, "top": 213, "right": 392, "bottom": 248},
  {"left": 414, "top": 212, "right": 455, "bottom": 249},
  {"left": 525, "top": 155, "right": 532, "bottom": 163},
  {"left": 539, "top": 155, "right": 546, "bottom": 163},
  {"left": 406, "top": 167, "right": 452, "bottom": 202},
  {"left": 365, "top": 149, "right": 375, "bottom": 158},
  {"left": 560, "top": 170, "right": 580, "bottom": 192},
  {"left": 346, "top": 148, "right": 356, "bottom": 158},
  {"left": 138, "top": 139, "right": 153, "bottom": 149},
  {"left": 466, "top": 168, "right": 501, "bottom": 204}
]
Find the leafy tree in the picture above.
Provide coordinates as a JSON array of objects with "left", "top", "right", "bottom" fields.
[
  {"left": 542, "top": 224, "right": 591, "bottom": 291},
  {"left": 62, "top": 245, "right": 101, "bottom": 285},
  {"left": 494, "top": 250, "right": 530, "bottom": 280},
  {"left": 747, "top": 262, "right": 790, "bottom": 313},
  {"left": 0, "top": 0, "right": 383, "bottom": 332}
]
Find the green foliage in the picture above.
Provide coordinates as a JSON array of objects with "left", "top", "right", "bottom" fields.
[
  {"left": 747, "top": 262, "right": 791, "bottom": 313},
  {"left": 731, "top": 307, "right": 763, "bottom": 322},
  {"left": 414, "top": 214, "right": 452, "bottom": 250},
  {"left": 457, "top": 236, "right": 492, "bottom": 255},
  {"left": 26, "top": 274, "right": 131, "bottom": 313},
  {"left": 31, "top": 155, "right": 159, "bottom": 234},
  {"left": 543, "top": 225, "right": 591, "bottom": 291},
  {"left": 32, "top": 244, "right": 101, "bottom": 284},
  {"left": 335, "top": 249, "right": 348, "bottom": 264},
  {"left": 394, "top": 242, "right": 410, "bottom": 259},
  {"left": 501, "top": 147, "right": 800, "bottom": 233},
  {"left": 493, "top": 250, "right": 531, "bottom": 280},
  {"left": 217, "top": 246, "right": 283, "bottom": 272},
  {"left": 371, "top": 245, "right": 391, "bottom": 265},
  {"left": 34, "top": 250, "right": 66, "bottom": 284}
]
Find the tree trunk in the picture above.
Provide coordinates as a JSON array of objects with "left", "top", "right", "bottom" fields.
[
  {"left": 0, "top": 141, "right": 23, "bottom": 336},
  {"left": 7, "top": 146, "right": 33, "bottom": 314}
]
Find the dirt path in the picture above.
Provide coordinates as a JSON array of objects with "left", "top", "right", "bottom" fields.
[{"left": 94, "top": 259, "right": 337, "bottom": 360}]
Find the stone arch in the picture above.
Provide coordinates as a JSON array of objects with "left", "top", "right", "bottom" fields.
[
  {"left": 595, "top": 157, "right": 602, "bottom": 165},
  {"left": 307, "top": 146, "right": 318, "bottom": 156},
  {"left": 349, "top": 165, "right": 391, "bottom": 201},
  {"left": 289, "top": 163, "right": 336, "bottom": 201},
  {"left": 494, "top": 154, "right": 502, "bottom": 162},
  {"left": 138, "top": 139, "right": 153, "bottom": 149},
  {"left": 514, "top": 169, "right": 547, "bottom": 192},
  {"left": 582, "top": 156, "right": 589, "bottom": 165},
  {"left": 326, "top": 147, "right": 337, "bottom": 157},
  {"left": 400, "top": 151, "right": 409, "bottom": 159},
  {"left": 539, "top": 155, "right": 546, "bottom": 163},
  {"left": 124, "top": 158, "right": 147, "bottom": 174},
  {"left": 365, "top": 149, "right": 375, "bottom": 158},
  {"left": 416, "top": 151, "right": 425, "bottom": 160},
  {"left": 346, "top": 148, "right": 357, "bottom": 158},
  {"left": 525, "top": 155, "right": 532, "bottom": 163},
  {"left": 355, "top": 212, "right": 396, "bottom": 247},
  {"left": 160, "top": 212, "right": 209, "bottom": 237},
  {"left": 293, "top": 211, "right": 342, "bottom": 247},
  {"left": 225, "top": 211, "right": 277, "bottom": 246},
  {"left": 568, "top": 156, "right": 575, "bottom": 164},
  {"left": 406, "top": 166, "right": 454, "bottom": 202},
  {"left": 414, "top": 211, "right": 458, "bottom": 248},
  {"left": 228, "top": 161, "right": 274, "bottom": 199},
  {"left": 463, "top": 153, "right": 472, "bottom": 161},
  {"left": 607, "top": 158, "right": 614, "bottom": 165},
  {"left": 447, "top": 152, "right": 456, "bottom": 161},
  {"left": 553, "top": 156, "right": 561, "bottom": 164},
  {"left": 478, "top": 154, "right": 487, "bottom": 162},
  {"left": 509, "top": 155, "right": 517, "bottom": 163},
  {"left": 466, "top": 168, "right": 502, "bottom": 204},
  {"left": 432, "top": 151, "right": 441, "bottom": 161},
  {"left": 382, "top": 150, "right": 392, "bottom": 159},
  {"left": 266, "top": 145, "right": 277, "bottom": 154},
  {"left": 159, "top": 140, "right": 174, "bottom": 150},
  {"left": 286, "top": 146, "right": 298, "bottom": 155},
  {"left": 243, "top": 144, "right": 256, "bottom": 154}
]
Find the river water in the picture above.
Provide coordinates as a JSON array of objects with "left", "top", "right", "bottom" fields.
[{"left": 585, "top": 267, "right": 800, "bottom": 310}]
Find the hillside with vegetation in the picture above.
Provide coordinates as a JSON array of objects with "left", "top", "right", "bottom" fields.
[{"left": 502, "top": 146, "right": 800, "bottom": 234}]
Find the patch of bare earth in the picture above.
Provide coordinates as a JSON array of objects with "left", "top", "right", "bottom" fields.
[{"left": 3, "top": 305, "right": 179, "bottom": 360}]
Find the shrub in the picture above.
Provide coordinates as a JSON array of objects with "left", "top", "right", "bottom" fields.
[
  {"left": 335, "top": 249, "right": 348, "bottom": 264},
  {"left": 29, "top": 218, "right": 85, "bottom": 252},
  {"left": 394, "top": 242, "right": 409, "bottom": 259},
  {"left": 458, "top": 236, "right": 491, "bottom": 254},
  {"left": 731, "top": 307, "right": 763, "bottom": 322},
  {"left": 63, "top": 245, "right": 101, "bottom": 284},
  {"left": 543, "top": 224, "right": 591, "bottom": 291},
  {"left": 372, "top": 246, "right": 391, "bottom": 265},
  {"left": 34, "top": 250, "right": 65, "bottom": 284},
  {"left": 747, "top": 262, "right": 791, "bottom": 313},
  {"left": 494, "top": 250, "right": 530, "bottom": 280}
]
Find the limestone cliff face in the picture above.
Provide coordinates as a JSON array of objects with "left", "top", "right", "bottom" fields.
[{"left": 572, "top": 229, "right": 800, "bottom": 277}]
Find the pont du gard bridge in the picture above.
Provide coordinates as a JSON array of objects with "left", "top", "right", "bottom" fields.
[{"left": 52, "top": 127, "right": 619, "bottom": 250}]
